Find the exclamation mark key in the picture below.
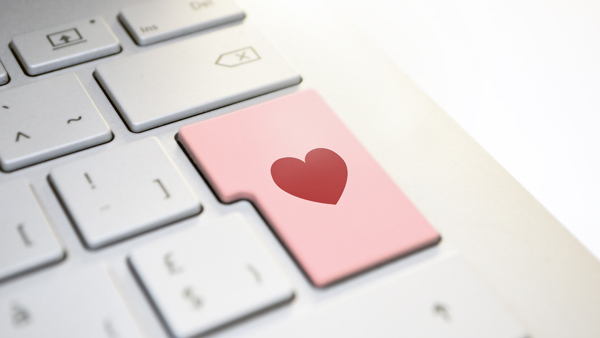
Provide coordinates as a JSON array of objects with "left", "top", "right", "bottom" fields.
[{"left": 49, "top": 137, "right": 201, "bottom": 249}]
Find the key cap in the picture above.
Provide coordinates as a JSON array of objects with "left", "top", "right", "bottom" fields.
[
  {"left": 0, "top": 266, "right": 143, "bottom": 337},
  {"left": 0, "top": 74, "right": 112, "bottom": 171},
  {"left": 253, "top": 255, "right": 529, "bottom": 338},
  {"left": 0, "top": 60, "right": 8, "bottom": 85},
  {"left": 50, "top": 137, "right": 201, "bottom": 249},
  {"left": 129, "top": 213, "right": 293, "bottom": 338},
  {"left": 95, "top": 24, "right": 301, "bottom": 132},
  {"left": 179, "top": 90, "right": 441, "bottom": 287},
  {"left": 11, "top": 16, "right": 120, "bottom": 75},
  {"left": 119, "top": 0, "right": 245, "bottom": 46},
  {"left": 0, "top": 179, "right": 64, "bottom": 281}
]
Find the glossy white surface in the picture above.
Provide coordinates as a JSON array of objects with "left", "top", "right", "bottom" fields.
[
  {"left": 0, "top": 74, "right": 112, "bottom": 171},
  {"left": 11, "top": 16, "right": 120, "bottom": 75},
  {"left": 327, "top": 0, "right": 600, "bottom": 262},
  {"left": 130, "top": 213, "right": 293, "bottom": 338},
  {"left": 50, "top": 137, "right": 201, "bottom": 249},
  {"left": 119, "top": 0, "right": 245, "bottom": 45},
  {"left": 0, "top": 179, "right": 63, "bottom": 281}
]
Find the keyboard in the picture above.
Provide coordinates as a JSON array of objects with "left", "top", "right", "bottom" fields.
[{"left": 1, "top": 0, "right": 599, "bottom": 337}]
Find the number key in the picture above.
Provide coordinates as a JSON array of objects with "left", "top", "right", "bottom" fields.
[
  {"left": 49, "top": 137, "right": 201, "bottom": 249},
  {"left": 129, "top": 213, "right": 293, "bottom": 338}
]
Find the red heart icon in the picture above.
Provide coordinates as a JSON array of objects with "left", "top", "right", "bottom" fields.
[{"left": 271, "top": 148, "right": 347, "bottom": 205}]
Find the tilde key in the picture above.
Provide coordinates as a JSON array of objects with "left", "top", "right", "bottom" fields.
[{"left": 179, "top": 90, "right": 440, "bottom": 287}]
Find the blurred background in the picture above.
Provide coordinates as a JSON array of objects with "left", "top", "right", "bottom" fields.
[{"left": 326, "top": 0, "right": 600, "bottom": 260}]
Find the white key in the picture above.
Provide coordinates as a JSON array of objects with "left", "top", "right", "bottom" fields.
[
  {"left": 0, "top": 179, "right": 64, "bottom": 281},
  {"left": 0, "top": 266, "right": 143, "bottom": 338},
  {"left": 95, "top": 24, "right": 301, "bottom": 132},
  {"left": 129, "top": 213, "right": 293, "bottom": 338},
  {"left": 0, "top": 60, "right": 8, "bottom": 85},
  {"left": 50, "top": 137, "right": 201, "bottom": 249},
  {"left": 119, "top": 0, "right": 245, "bottom": 46},
  {"left": 254, "top": 255, "right": 529, "bottom": 338},
  {"left": 11, "top": 16, "right": 120, "bottom": 75},
  {"left": 0, "top": 74, "right": 112, "bottom": 172}
]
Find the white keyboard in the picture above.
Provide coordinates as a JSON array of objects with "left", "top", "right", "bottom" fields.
[{"left": 0, "top": 0, "right": 540, "bottom": 337}]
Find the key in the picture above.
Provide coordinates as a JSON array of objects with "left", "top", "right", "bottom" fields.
[
  {"left": 95, "top": 24, "right": 301, "bottom": 132},
  {"left": 50, "top": 137, "right": 201, "bottom": 249},
  {"left": 0, "top": 179, "right": 64, "bottom": 281},
  {"left": 129, "top": 213, "right": 293, "bottom": 338},
  {"left": 119, "top": 0, "right": 245, "bottom": 46},
  {"left": 0, "top": 266, "right": 143, "bottom": 337},
  {"left": 0, "top": 74, "right": 112, "bottom": 171},
  {"left": 179, "top": 90, "right": 441, "bottom": 287},
  {"left": 253, "top": 255, "right": 529, "bottom": 338},
  {"left": 11, "top": 16, "right": 120, "bottom": 75},
  {"left": 0, "top": 60, "right": 8, "bottom": 85}
]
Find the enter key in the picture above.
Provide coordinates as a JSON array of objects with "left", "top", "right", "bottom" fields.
[{"left": 179, "top": 90, "right": 440, "bottom": 287}]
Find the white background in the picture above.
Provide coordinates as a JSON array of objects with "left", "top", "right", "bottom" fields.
[{"left": 327, "top": 0, "right": 600, "bottom": 259}]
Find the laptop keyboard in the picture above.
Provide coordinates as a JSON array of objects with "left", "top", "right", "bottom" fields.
[{"left": 0, "top": 1, "right": 530, "bottom": 337}]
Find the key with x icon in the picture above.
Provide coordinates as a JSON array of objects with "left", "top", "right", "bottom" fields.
[{"left": 217, "top": 46, "right": 261, "bottom": 67}]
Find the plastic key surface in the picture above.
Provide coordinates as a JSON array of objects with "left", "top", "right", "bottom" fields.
[
  {"left": 0, "top": 74, "right": 112, "bottom": 171},
  {"left": 129, "top": 213, "right": 293, "bottom": 338},
  {"left": 119, "top": 0, "right": 245, "bottom": 46},
  {"left": 0, "top": 60, "right": 8, "bottom": 85},
  {"left": 0, "top": 266, "right": 143, "bottom": 337},
  {"left": 95, "top": 24, "right": 301, "bottom": 132},
  {"left": 0, "top": 179, "right": 64, "bottom": 281},
  {"left": 50, "top": 137, "right": 201, "bottom": 249},
  {"left": 179, "top": 90, "right": 440, "bottom": 287},
  {"left": 11, "top": 16, "right": 120, "bottom": 75}
]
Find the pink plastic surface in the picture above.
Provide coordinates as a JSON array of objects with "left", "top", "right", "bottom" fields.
[{"left": 179, "top": 90, "right": 440, "bottom": 287}]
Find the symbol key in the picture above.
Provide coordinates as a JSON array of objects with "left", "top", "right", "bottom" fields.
[
  {"left": 0, "top": 74, "right": 112, "bottom": 171},
  {"left": 129, "top": 213, "right": 293, "bottom": 338},
  {"left": 49, "top": 137, "right": 201, "bottom": 249},
  {"left": 0, "top": 179, "right": 64, "bottom": 281},
  {"left": 179, "top": 90, "right": 441, "bottom": 287}
]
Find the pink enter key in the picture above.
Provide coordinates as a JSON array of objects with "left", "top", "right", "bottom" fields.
[{"left": 179, "top": 90, "right": 440, "bottom": 287}]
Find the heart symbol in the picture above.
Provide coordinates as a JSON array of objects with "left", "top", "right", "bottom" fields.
[{"left": 271, "top": 148, "right": 347, "bottom": 205}]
